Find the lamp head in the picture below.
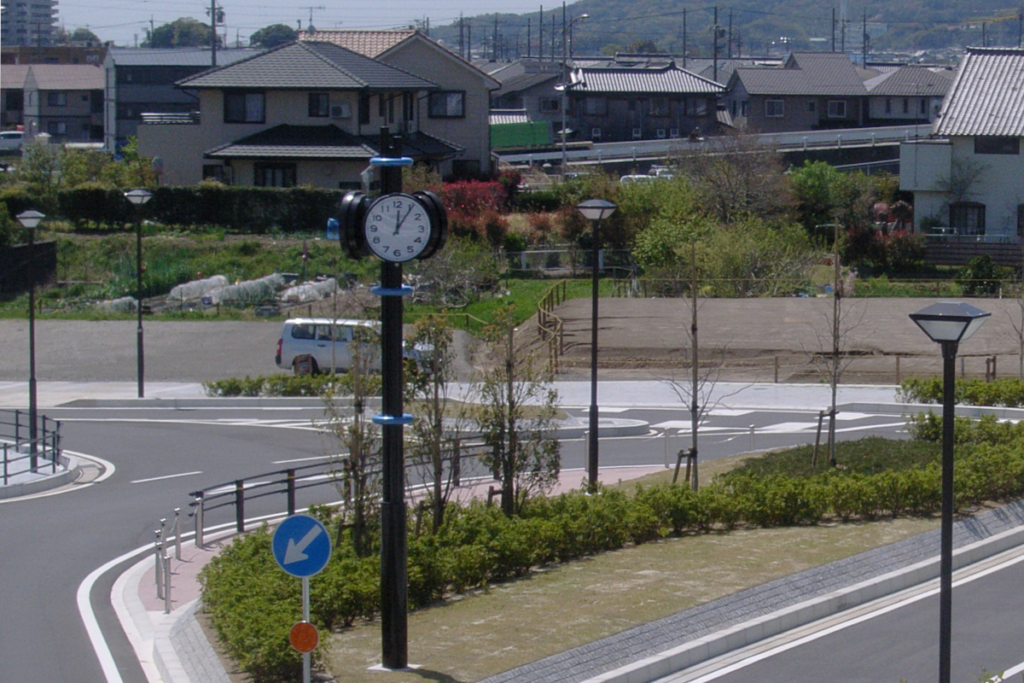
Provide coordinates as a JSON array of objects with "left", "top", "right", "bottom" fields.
[
  {"left": 577, "top": 198, "right": 617, "bottom": 222},
  {"left": 909, "top": 301, "right": 990, "bottom": 345},
  {"left": 124, "top": 189, "right": 152, "bottom": 206},
  {"left": 16, "top": 210, "right": 45, "bottom": 230}
]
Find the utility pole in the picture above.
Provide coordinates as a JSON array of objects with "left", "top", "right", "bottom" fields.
[
  {"left": 862, "top": 10, "right": 867, "bottom": 65},
  {"left": 682, "top": 10, "right": 687, "bottom": 68},
  {"left": 713, "top": 6, "right": 719, "bottom": 83},
  {"left": 459, "top": 14, "right": 464, "bottom": 59},
  {"left": 539, "top": 5, "right": 544, "bottom": 61},
  {"left": 551, "top": 14, "right": 555, "bottom": 62},
  {"left": 728, "top": 10, "right": 733, "bottom": 59},
  {"left": 527, "top": 18, "right": 531, "bottom": 58},
  {"left": 210, "top": 0, "right": 217, "bottom": 67},
  {"left": 831, "top": 8, "right": 836, "bottom": 52},
  {"left": 493, "top": 15, "right": 498, "bottom": 59}
]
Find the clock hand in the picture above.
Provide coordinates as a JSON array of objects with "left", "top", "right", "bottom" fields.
[{"left": 393, "top": 205, "right": 414, "bottom": 235}]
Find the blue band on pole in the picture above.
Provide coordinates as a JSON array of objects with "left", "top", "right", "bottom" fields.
[
  {"left": 372, "top": 414, "right": 415, "bottom": 426},
  {"left": 370, "top": 157, "right": 414, "bottom": 167},
  {"left": 371, "top": 285, "right": 415, "bottom": 297}
]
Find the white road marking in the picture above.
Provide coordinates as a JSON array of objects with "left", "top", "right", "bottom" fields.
[
  {"left": 130, "top": 470, "right": 202, "bottom": 484},
  {"left": 0, "top": 450, "right": 115, "bottom": 504},
  {"left": 272, "top": 454, "right": 339, "bottom": 464}
]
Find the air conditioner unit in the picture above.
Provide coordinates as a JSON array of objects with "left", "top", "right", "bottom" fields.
[
  {"left": 657, "top": 128, "right": 667, "bottom": 139},
  {"left": 591, "top": 127, "right": 602, "bottom": 140},
  {"left": 330, "top": 104, "right": 351, "bottom": 119},
  {"left": 670, "top": 128, "right": 681, "bottom": 138}
]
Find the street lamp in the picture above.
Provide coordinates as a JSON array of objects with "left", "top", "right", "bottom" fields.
[
  {"left": 909, "top": 301, "right": 990, "bottom": 683},
  {"left": 125, "top": 189, "right": 152, "bottom": 399},
  {"left": 16, "top": 210, "right": 44, "bottom": 469},
  {"left": 559, "top": 13, "right": 588, "bottom": 176},
  {"left": 577, "top": 198, "right": 616, "bottom": 491}
]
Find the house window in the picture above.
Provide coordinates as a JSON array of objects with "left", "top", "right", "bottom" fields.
[
  {"left": 47, "top": 92, "right": 67, "bottom": 107},
  {"left": 203, "top": 165, "right": 229, "bottom": 183},
  {"left": 428, "top": 91, "right": 465, "bottom": 118},
  {"left": 254, "top": 163, "right": 296, "bottom": 188},
  {"left": 649, "top": 97, "right": 670, "bottom": 117},
  {"left": 902, "top": 98, "right": 909, "bottom": 114},
  {"left": 885, "top": 98, "right": 892, "bottom": 114},
  {"left": 949, "top": 202, "right": 986, "bottom": 235},
  {"left": 47, "top": 121, "right": 67, "bottom": 135},
  {"left": 808, "top": 100, "right": 816, "bottom": 113},
  {"left": 765, "top": 99, "right": 784, "bottom": 118},
  {"left": 920, "top": 99, "right": 927, "bottom": 115},
  {"left": 1018, "top": 205, "right": 1024, "bottom": 237},
  {"left": 975, "top": 137, "right": 1020, "bottom": 155},
  {"left": 538, "top": 98, "right": 560, "bottom": 113},
  {"left": 378, "top": 94, "right": 396, "bottom": 122},
  {"left": 224, "top": 92, "right": 265, "bottom": 123},
  {"left": 686, "top": 98, "right": 708, "bottom": 116},
  {"left": 583, "top": 97, "right": 607, "bottom": 116},
  {"left": 827, "top": 100, "right": 846, "bottom": 118},
  {"left": 403, "top": 92, "right": 415, "bottom": 122},
  {"left": 308, "top": 92, "right": 329, "bottom": 118},
  {"left": 358, "top": 93, "right": 372, "bottom": 124}
]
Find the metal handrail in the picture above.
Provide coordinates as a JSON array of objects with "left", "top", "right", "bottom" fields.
[{"left": 0, "top": 409, "right": 62, "bottom": 485}]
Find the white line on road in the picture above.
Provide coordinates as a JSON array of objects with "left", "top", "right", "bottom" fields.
[
  {"left": 0, "top": 450, "right": 115, "bottom": 504},
  {"left": 130, "top": 470, "right": 202, "bottom": 484},
  {"left": 272, "top": 454, "right": 340, "bottom": 464}
]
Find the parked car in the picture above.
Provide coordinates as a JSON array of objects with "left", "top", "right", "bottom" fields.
[
  {"left": 275, "top": 318, "right": 430, "bottom": 374},
  {"left": 0, "top": 131, "right": 24, "bottom": 151}
]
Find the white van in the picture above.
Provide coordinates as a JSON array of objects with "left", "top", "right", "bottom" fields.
[
  {"left": 275, "top": 318, "right": 428, "bottom": 374},
  {"left": 0, "top": 131, "right": 24, "bottom": 151}
]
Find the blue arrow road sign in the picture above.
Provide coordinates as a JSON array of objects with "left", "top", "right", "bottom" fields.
[{"left": 272, "top": 514, "right": 332, "bottom": 578}]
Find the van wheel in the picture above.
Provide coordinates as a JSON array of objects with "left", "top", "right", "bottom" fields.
[{"left": 292, "top": 355, "right": 319, "bottom": 376}]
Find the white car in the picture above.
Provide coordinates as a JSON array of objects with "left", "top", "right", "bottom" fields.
[
  {"left": 275, "top": 318, "right": 429, "bottom": 375},
  {"left": 0, "top": 131, "right": 24, "bottom": 151}
]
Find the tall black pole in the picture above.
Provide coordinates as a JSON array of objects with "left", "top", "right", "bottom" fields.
[
  {"left": 28, "top": 226, "right": 38, "bottom": 470},
  {"left": 588, "top": 217, "right": 600, "bottom": 491},
  {"left": 136, "top": 209, "right": 145, "bottom": 399},
  {"left": 378, "top": 129, "right": 408, "bottom": 670},
  {"left": 939, "top": 340, "right": 957, "bottom": 683}
]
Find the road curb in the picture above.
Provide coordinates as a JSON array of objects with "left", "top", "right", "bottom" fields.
[
  {"left": 0, "top": 451, "right": 79, "bottom": 499},
  {"left": 579, "top": 521, "right": 1024, "bottom": 683}
]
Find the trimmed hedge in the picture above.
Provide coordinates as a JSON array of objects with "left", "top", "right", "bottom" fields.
[
  {"left": 899, "top": 376, "right": 1024, "bottom": 408},
  {"left": 202, "top": 373, "right": 382, "bottom": 398},
  {"left": 50, "top": 185, "right": 343, "bottom": 233},
  {"left": 200, "top": 433, "right": 1024, "bottom": 681}
]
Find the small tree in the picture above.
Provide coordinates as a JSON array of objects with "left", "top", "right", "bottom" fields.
[
  {"left": 475, "top": 304, "right": 560, "bottom": 516},
  {"left": 144, "top": 18, "right": 217, "bottom": 48},
  {"left": 249, "top": 23, "right": 297, "bottom": 48},
  {"left": 325, "top": 325, "right": 382, "bottom": 556},
  {"left": 404, "top": 315, "right": 472, "bottom": 531}
]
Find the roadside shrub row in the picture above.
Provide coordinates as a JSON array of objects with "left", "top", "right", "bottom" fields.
[
  {"left": 899, "top": 376, "right": 1024, "bottom": 407},
  {"left": 200, "top": 436, "right": 1024, "bottom": 681},
  {"left": 4, "top": 184, "right": 343, "bottom": 234},
  {"left": 201, "top": 373, "right": 381, "bottom": 397}
]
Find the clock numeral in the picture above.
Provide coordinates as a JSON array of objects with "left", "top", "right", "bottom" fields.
[
  {"left": 393, "top": 249, "right": 402, "bottom": 258},
  {"left": 369, "top": 225, "right": 378, "bottom": 233},
  {"left": 415, "top": 237, "right": 423, "bottom": 243},
  {"left": 418, "top": 226, "right": 425, "bottom": 233},
  {"left": 372, "top": 214, "right": 383, "bottom": 222},
  {"left": 372, "top": 236, "right": 380, "bottom": 244}
]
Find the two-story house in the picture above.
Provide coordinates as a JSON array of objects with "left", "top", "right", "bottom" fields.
[
  {"left": 567, "top": 55, "right": 724, "bottom": 143},
  {"left": 136, "top": 41, "right": 459, "bottom": 188},
  {"left": 21, "top": 64, "right": 105, "bottom": 142},
  {"left": 863, "top": 64, "right": 952, "bottom": 126},
  {"left": 726, "top": 52, "right": 868, "bottom": 133},
  {"left": 901, "top": 47, "right": 1024, "bottom": 239},
  {"left": 298, "top": 29, "right": 499, "bottom": 177}
]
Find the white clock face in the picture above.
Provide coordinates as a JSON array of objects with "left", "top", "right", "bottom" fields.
[{"left": 363, "top": 193, "right": 432, "bottom": 263}]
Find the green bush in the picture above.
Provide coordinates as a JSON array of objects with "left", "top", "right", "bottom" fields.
[{"left": 202, "top": 373, "right": 380, "bottom": 398}]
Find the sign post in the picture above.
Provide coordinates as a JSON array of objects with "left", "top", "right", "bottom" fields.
[{"left": 273, "top": 514, "right": 332, "bottom": 683}]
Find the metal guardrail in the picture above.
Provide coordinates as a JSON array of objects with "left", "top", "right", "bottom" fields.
[
  {"left": 536, "top": 280, "right": 569, "bottom": 374},
  {"left": 0, "top": 409, "right": 62, "bottom": 486},
  {"left": 187, "top": 443, "right": 493, "bottom": 547}
]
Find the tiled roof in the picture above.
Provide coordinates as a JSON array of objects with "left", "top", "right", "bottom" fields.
[
  {"left": 106, "top": 47, "right": 260, "bottom": 67},
  {"left": 205, "top": 124, "right": 458, "bottom": 160},
  {"left": 863, "top": 65, "right": 953, "bottom": 97},
  {"left": 492, "top": 70, "right": 560, "bottom": 96},
  {"left": 572, "top": 61, "right": 724, "bottom": 95},
  {"left": 735, "top": 52, "right": 866, "bottom": 96},
  {"left": 933, "top": 47, "right": 1024, "bottom": 137},
  {"left": 26, "top": 64, "right": 105, "bottom": 90},
  {"left": 178, "top": 41, "right": 436, "bottom": 90},
  {"left": 297, "top": 29, "right": 415, "bottom": 58}
]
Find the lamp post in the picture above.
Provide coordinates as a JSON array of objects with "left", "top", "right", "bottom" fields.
[
  {"left": 559, "top": 13, "right": 588, "bottom": 176},
  {"left": 577, "top": 198, "right": 616, "bottom": 491},
  {"left": 16, "top": 210, "right": 44, "bottom": 469},
  {"left": 125, "top": 189, "right": 152, "bottom": 398},
  {"left": 909, "top": 301, "right": 990, "bottom": 683}
]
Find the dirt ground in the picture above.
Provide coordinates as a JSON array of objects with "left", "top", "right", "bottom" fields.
[{"left": 1, "top": 296, "right": 1021, "bottom": 383}]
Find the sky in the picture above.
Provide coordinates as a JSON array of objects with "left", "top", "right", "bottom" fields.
[{"left": 57, "top": 0, "right": 560, "bottom": 47}]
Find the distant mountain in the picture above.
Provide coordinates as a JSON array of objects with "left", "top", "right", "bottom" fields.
[{"left": 431, "top": 0, "right": 1022, "bottom": 62}]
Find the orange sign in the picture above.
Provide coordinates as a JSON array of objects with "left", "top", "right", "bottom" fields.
[{"left": 289, "top": 621, "right": 319, "bottom": 654}]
